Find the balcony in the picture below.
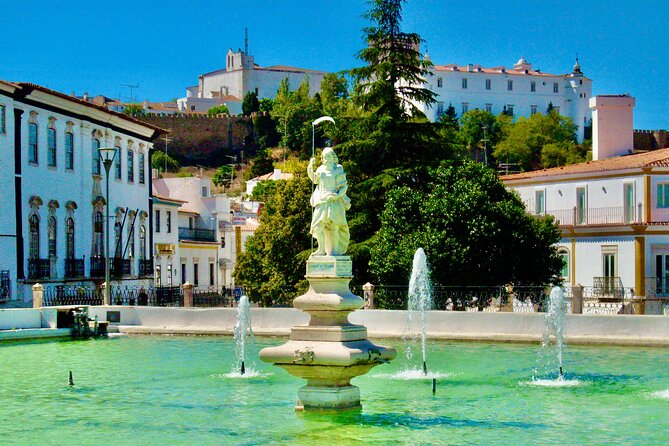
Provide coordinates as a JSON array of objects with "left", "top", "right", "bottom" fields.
[
  {"left": 64, "top": 258, "right": 85, "bottom": 278},
  {"left": 90, "top": 257, "right": 131, "bottom": 278},
  {"left": 178, "top": 227, "right": 216, "bottom": 242},
  {"left": 138, "top": 259, "right": 153, "bottom": 277},
  {"left": 28, "top": 258, "right": 50, "bottom": 280},
  {"left": 90, "top": 257, "right": 105, "bottom": 278},
  {"left": 536, "top": 205, "right": 643, "bottom": 227}
]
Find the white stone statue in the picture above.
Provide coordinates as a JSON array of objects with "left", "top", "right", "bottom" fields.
[{"left": 307, "top": 147, "right": 351, "bottom": 256}]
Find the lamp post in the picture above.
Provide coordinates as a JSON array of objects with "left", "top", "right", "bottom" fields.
[{"left": 98, "top": 147, "right": 117, "bottom": 305}]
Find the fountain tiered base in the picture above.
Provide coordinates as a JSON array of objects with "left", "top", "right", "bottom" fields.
[{"left": 259, "top": 256, "right": 396, "bottom": 410}]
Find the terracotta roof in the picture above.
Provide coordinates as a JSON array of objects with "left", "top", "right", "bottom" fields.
[
  {"left": 153, "top": 194, "right": 187, "bottom": 204},
  {"left": 6, "top": 82, "right": 168, "bottom": 135},
  {"left": 501, "top": 148, "right": 669, "bottom": 182},
  {"left": 261, "top": 65, "right": 327, "bottom": 74},
  {"left": 178, "top": 208, "right": 200, "bottom": 215},
  {"left": 433, "top": 64, "right": 586, "bottom": 79}
]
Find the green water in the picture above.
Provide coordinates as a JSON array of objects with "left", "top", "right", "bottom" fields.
[{"left": 1, "top": 336, "right": 668, "bottom": 445}]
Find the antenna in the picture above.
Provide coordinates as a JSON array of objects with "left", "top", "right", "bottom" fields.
[{"left": 121, "top": 83, "right": 139, "bottom": 103}]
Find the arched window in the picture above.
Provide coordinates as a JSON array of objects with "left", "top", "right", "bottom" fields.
[
  {"left": 93, "top": 211, "right": 104, "bottom": 257},
  {"left": 128, "top": 225, "right": 135, "bottom": 257},
  {"left": 29, "top": 214, "right": 40, "bottom": 259},
  {"left": 139, "top": 225, "right": 146, "bottom": 260},
  {"left": 114, "top": 145, "right": 122, "bottom": 179},
  {"left": 47, "top": 124, "right": 57, "bottom": 167},
  {"left": 28, "top": 123, "right": 38, "bottom": 163},
  {"left": 66, "top": 217, "right": 75, "bottom": 259},
  {"left": 127, "top": 149, "right": 134, "bottom": 182},
  {"left": 114, "top": 221, "right": 122, "bottom": 256},
  {"left": 139, "top": 152, "right": 145, "bottom": 184},
  {"left": 48, "top": 216, "right": 57, "bottom": 258},
  {"left": 92, "top": 138, "right": 101, "bottom": 175},
  {"left": 558, "top": 248, "right": 569, "bottom": 280},
  {"left": 65, "top": 131, "right": 74, "bottom": 170}
]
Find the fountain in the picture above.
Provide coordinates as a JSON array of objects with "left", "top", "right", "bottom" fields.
[
  {"left": 534, "top": 286, "right": 570, "bottom": 383},
  {"left": 404, "top": 248, "right": 433, "bottom": 375},
  {"left": 260, "top": 147, "right": 396, "bottom": 411},
  {"left": 233, "top": 295, "right": 252, "bottom": 375}
]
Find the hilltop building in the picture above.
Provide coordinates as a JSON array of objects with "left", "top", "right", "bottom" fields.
[
  {"left": 0, "top": 80, "right": 165, "bottom": 304},
  {"left": 502, "top": 94, "right": 669, "bottom": 313},
  {"left": 419, "top": 56, "right": 592, "bottom": 142}
]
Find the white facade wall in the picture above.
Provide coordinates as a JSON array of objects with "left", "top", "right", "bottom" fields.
[
  {"left": 0, "top": 90, "right": 17, "bottom": 302},
  {"left": 153, "top": 201, "right": 180, "bottom": 287},
  {"left": 590, "top": 95, "right": 636, "bottom": 160},
  {"left": 421, "top": 64, "right": 592, "bottom": 142}
]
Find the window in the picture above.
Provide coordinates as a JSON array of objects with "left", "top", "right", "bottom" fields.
[
  {"left": 47, "top": 127, "right": 57, "bottom": 167},
  {"left": 139, "top": 225, "right": 146, "bottom": 260},
  {"left": 602, "top": 246, "right": 617, "bottom": 279},
  {"left": 624, "top": 183, "right": 636, "bottom": 223},
  {"left": 576, "top": 187, "right": 587, "bottom": 224},
  {"left": 114, "top": 146, "right": 121, "bottom": 179},
  {"left": 531, "top": 81, "right": 536, "bottom": 92},
  {"left": 462, "top": 78, "right": 468, "bottom": 89},
  {"left": 437, "top": 77, "right": 443, "bottom": 88},
  {"left": 485, "top": 103, "right": 492, "bottom": 113},
  {"left": 485, "top": 79, "right": 491, "bottom": 90},
  {"left": 65, "top": 132, "right": 74, "bottom": 170},
  {"left": 553, "top": 82, "right": 559, "bottom": 93},
  {"left": 181, "top": 262, "right": 187, "bottom": 282},
  {"left": 201, "top": 186, "right": 208, "bottom": 197},
  {"left": 461, "top": 103, "right": 469, "bottom": 115},
  {"left": 655, "top": 253, "right": 669, "bottom": 294},
  {"left": 436, "top": 102, "right": 444, "bottom": 116},
  {"left": 209, "top": 262, "right": 215, "bottom": 286},
  {"left": 166, "top": 211, "right": 172, "bottom": 233},
  {"left": 193, "top": 262, "right": 199, "bottom": 287},
  {"left": 0, "top": 104, "right": 5, "bottom": 133},
  {"left": 66, "top": 218, "right": 74, "bottom": 259},
  {"left": 114, "top": 222, "right": 122, "bottom": 256},
  {"left": 558, "top": 248, "right": 569, "bottom": 280},
  {"left": 29, "top": 215, "right": 40, "bottom": 259},
  {"left": 29, "top": 123, "right": 38, "bottom": 163},
  {"left": 535, "top": 190, "right": 545, "bottom": 215},
  {"left": 127, "top": 149, "right": 134, "bottom": 182},
  {"left": 167, "top": 264, "right": 173, "bottom": 286},
  {"left": 92, "top": 138, "right": 101, "bottom": 175},
  {"left": 657, "top": 183, "right": 669, "bottom": 208},
  {"left": 128, "top": 225, "right": 135, "bottom": 258},
  {"left": 155, "top": 265, "right": 162, "bottom": 285},
  {"left": 139, "top": 152, "right": 145, "bottom": 184},
  {"left": 530, "top": 105, "right": 538, "bottom": 115},
  {"left": 93, "top": 211, "right": 104, "bottom": 257},
  {"left": 48, "top": 216, "right": 57, "bottom": 258},
  {"left": 155, "top": 209, "right": 161, "bottom": 233},
  {"left": 188, "top": 216, "right": 194, "bottom": 229},
  {"left": 507, "top": 80, "right": 513, "bottom": 91},
  {"left": 506, "top": 105, "right": 514, "bottom": 116}
]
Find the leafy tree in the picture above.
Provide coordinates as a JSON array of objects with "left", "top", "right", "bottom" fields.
[
  {"left": 234, "top": 177, "right": 312, "bottom": 306},
  {"left": 151, "top": 151, "right": 180, "bottom": 172},
  {"left": 123, "top": 103, "right": 145, "bottom": 117},
  {"left": 242, "top": 91, "right": 260, "bottom": 116},
  {"left": 458, "top": 109, "right": 503, "bottom": 162},
  {"left": 546, "top": 101, "right": 554, "bottom": 114},
  {"left": 250, "top": 180, "right": 278, "bottom": 202},
  {"left": 207, "top": 104, "right": 230, "bottom": 116},
  {"left": 317, "top": 73, "right": 350, "bottom": 119},
  {"left": 370, "top": 160, "right": 562, "bottom": 292},
  {"left": 250, "top": 148, "right": 274, "bottom": 178},
  {"left": 270, "top": 77, "right": 321, "bottom": 155},
  {"left": 259, "top": 98, "right": 274, "bottom": 113},
  {"left": 212, "top": 165, "right": 233, "bottom": 187}
]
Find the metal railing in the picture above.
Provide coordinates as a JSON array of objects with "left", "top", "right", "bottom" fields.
[
  {"left": 64, "top": 258, "right": 85, "bottom": 278},
  {"left": 0, "top": 270, "right": 10, "bottom": 301},
  {"left": 138, "top": 259, "right": 153, "bottom": 277},
  {"left": 41, "top": 284, "right": 183, "bottom": 307},
  {"left": 178, "top": 227, "right": 216, "bottom": 242},
  {"left": 90, "top": 257, "right": 105, "bottom": 277},
  {"left": 43, "top": 285, "right": 103, "bottom": 306},
  {"left": 540, "top": 205, "right": 643, "bottom": 226},
  {"left": 193, "top": 287, "right": 233, "bottom": 307},
  {"left": 28, "top": 258, "right": 50, "bottom": 280}
]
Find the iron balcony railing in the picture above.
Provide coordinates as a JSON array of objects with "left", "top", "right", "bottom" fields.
[
  {"left": 535, "top": 205, "right": 643, "bottom": 226},
  {"left": 178, "top": 227, "right": 216, "bottom": 242},
  {"left": 90, "top": 257, "right": 105, "bottom": 277},
  {"left": 64, "top": 258, "right": 85, "bottom": 278},
  {"left": 90, "top": 257, "right": 131, "bottom": 278},
  {"left": 138, "top": 259, "right": 153, "bottom": 277},
  {"left": 28, "top": 258, "right": 50, "bottom": 280}
]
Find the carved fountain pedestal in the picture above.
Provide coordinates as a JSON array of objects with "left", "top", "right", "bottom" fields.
[{"left": 259, "top": 256, "right": 396, "bottom": 411}]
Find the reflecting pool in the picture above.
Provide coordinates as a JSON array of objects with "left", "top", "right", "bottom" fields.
[{"left": 1, "top": 336, "right": 668, "bottom": 445}]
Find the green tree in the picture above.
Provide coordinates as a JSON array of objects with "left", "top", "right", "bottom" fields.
[
  {"left": 250, "top": 148, "right": 274, "bottom": 178},
  {"left": 151, "top": 151, "right": 180, "bottom": 172},
  {"left": 207, "top": 104, "right": 230, "bottom": 116},
  {"left": 122, "top": 103, "right": 145, "bottom": 117},
  {"left": 212, "top": 165, "right": 233, "bottom": 187},
  {"left": 370, "top": 160, "right": 562, "bottom": 293},
  {"left": 458, "top": 109, "right": 503, "bottom": 162},
  {"left": 270, "top": 77, "right": 321, "bottom": 155},
  {"left": 234, "top": 176, "right": 312, "bottom": 306},
  {"left": 242, "top": 91, "right": 260, "bottom": 116}
]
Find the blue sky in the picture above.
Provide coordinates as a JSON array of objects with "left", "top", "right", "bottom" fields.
[{"left": 2, "top": 0, "right": 667, "bottom": 129}]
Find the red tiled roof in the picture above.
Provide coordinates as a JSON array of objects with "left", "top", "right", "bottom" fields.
[
  {"left": 501, "top": 148, "right": 669, "bottom": 182},
  {"left": 433, "top": 64, "right": 586, "bottom": 79}
]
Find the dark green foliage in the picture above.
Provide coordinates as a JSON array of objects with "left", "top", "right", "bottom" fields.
[
  {"left": 123, "top": 103, "right": 146, "bottom": 117},
  {"left": 270, "top": 77, "right": 322, "bottom": 156},
  {"left": 151, "top": 150, "right": 180, "bottom": 172},
  {"left": 370, "top": 160, "right": 563, "bottom": 287},
  {"left": 207, "top": 104, "right": 230, "bottom": 116},
  {"left": 212, "top": 165, "right": 233, "bottom": 187},
  {"left": 250, "top": 148, "right": 274, "bottom": 178},
  {"left": 242, "top": 92, "right": 260, "bottom": 116},
  {"left": 234, "top": 177, "right": 312, "bottom": 306}
]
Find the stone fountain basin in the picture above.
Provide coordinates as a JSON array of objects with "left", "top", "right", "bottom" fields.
[{"left": 259, "top": 339, "right": 396, "bottom": 368}]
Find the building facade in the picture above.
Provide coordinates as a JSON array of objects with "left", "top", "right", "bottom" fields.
[
  {"left": 0, "top": 81, "right": 164, "bottom": 303},
  {"left": 419, "top": 57, "right": 592, "bottom": 142}
]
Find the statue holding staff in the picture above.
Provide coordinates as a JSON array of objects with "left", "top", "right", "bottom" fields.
[{"left": 307, "top": 147, "right": 351, "bottom": 256}]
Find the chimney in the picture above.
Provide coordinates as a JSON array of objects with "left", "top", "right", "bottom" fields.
[{"left": 589, "top": 95, "right": 636, "bottom": 160}]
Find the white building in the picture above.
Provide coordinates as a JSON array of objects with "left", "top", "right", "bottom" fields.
[
  {"left": 245, "top": 168, "right": 294, "bottom": 196},
  {"left": 502, "top": 94, "right": 669, "bottom": 310},
  {"left": 420, "top": 56, "right": 592, "bottom": 142},
  {"left": 0, "top": 81, "right": 165, "bottom": 303},
  {"left": 178, "top": 42, "right": 328, "bottom": 114},
  {"left": 152, "top": 176, "right": 259, "bottom": 291}
]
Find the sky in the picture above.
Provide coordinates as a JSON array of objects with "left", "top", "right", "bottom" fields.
[{"left": 1, "top": 0, "right": 668, "bottom": 129}]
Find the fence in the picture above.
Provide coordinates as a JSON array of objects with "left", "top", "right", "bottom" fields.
[
  {"left": 192, "top": 287, "right": 234, "bottom": 307},
  {"left": 41, "top": 285, "right": 184, "bottom": 307}
]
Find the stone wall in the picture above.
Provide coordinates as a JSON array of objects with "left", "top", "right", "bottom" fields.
[
  {"left": 138, "top": 114, "right": 255, "bottom": 167},
  {"left": 634, "top": 129, "right": 669, "bottom": 152}
]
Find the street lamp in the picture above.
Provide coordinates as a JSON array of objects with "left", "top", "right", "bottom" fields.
[{"left": 98, "top": 146, "right": 116, "bottom": 305}]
